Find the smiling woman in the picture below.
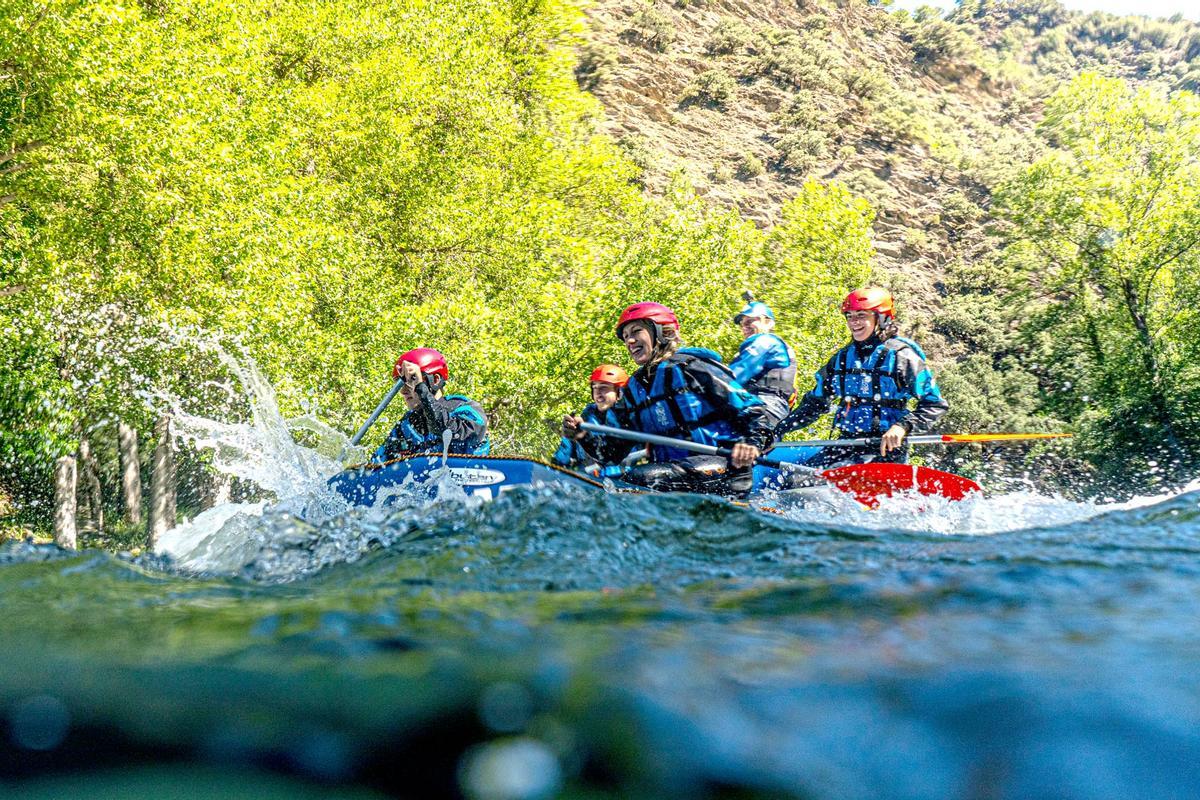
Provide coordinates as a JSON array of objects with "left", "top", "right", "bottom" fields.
[
  {"left": 774, "top": 286, "right": 949, "bottom": 468},
  {"left": 561, "top": 302, "right": 774, "bottom": 497}
]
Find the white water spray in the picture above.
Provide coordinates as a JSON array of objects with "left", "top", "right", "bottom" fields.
[{"left": 150, "top": 336, "right": 481, "bottom": 576}]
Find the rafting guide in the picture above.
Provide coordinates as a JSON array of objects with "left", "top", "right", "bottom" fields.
[{"left": 728, "top": 294, "right": 798, "bottom": 427}]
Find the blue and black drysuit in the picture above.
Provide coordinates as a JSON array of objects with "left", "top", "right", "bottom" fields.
[
  {"left": 774, "top": 334, "right": 948, "bottom": 468},
  {"left": 729, "top": 332, "right": 798, "bottom": 427},
  {"left": 375, "top": 383, "right": 490, "bottom": 462},
  {"left": 577, "top": 348, "right": 774, "bottom": 497},
  {"left": 553, "top": 403, "right": 625, "bottom": 478}
]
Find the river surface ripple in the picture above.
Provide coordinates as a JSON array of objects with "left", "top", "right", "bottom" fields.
[{"left": 2, "top": 480, "right": 1199, "bottom": 800}]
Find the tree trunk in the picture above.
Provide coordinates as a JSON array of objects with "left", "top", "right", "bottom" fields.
[
  {"left": 148, "top": 414, "right": 176, "bottom": 548},
  {"left": 78, "top": 437, "right": 103, "bottom": 533},
  {"left": 54, "top": 456, "right": 77, "bottom": 550},
  {"left": 202, "top": 469, "right": 232, "bottom": 509},
  {"left": 118, "top": 421, "right": 142, "bottom": 525},
  {"left": 1122, "top": 278, "right": 1190, "bottom": 468}
]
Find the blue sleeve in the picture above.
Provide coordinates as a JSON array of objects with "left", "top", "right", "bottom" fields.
[
  {"left": 729, "top": 334, "right": 791, "bottom": 385},
  {"left": 552, "top": 437, "right": 576, "bottom": 467},
  {"left": 895, "top": 347, "right": 949, "bottom": 434}
]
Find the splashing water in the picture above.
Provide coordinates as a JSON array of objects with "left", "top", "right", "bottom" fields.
[
  {"left": 151, "top": 339, "right": 471, "bottom": 575},
  {"left": 6, "top": 338, "right": 1200, "bottom": 799},
  {"left": 144, "top": 338, "right": 1200, "bottom": 588}
]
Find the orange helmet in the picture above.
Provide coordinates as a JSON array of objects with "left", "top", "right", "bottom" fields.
[
  {"left": 841, "top": 287, "right": 894, "bottom": 318},
  {"left": 589, "top": 364, "right": 629, "bottom": 387}
]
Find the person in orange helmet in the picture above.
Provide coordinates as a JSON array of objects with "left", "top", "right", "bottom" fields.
[
  {"left": 773, "top": 287, "right": 948, "bottom": 467},
  {"left": 553, "top": 364, "right": 630, "bottom": 473}
]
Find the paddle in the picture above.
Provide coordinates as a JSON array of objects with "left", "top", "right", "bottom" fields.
[
  {"left": 578, "top": 421, "right": 798, "bottom": 470},
  {"left": 345, "top": 377, "right": 407, "bottom": 452},
  {"left": 577, "top": 422, "right": 981, "bottom": 507},
  {"left": 774, "top": 432, "right": 1072, "bottom": 448}
]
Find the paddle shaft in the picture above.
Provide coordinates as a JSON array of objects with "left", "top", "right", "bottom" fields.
[
  {"left": 349, "top": 378, "right": 407, "bottom": 447},
  {"left": 777, "top": 432, "right": 1072, "bottom": 448},
  {"left": 578, "top": 421, "right": 794, "bottom": 471}
]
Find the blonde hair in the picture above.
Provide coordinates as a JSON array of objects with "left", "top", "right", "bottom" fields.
[{"left": 649, "top": 325, "right": 683, "bottom": 366}]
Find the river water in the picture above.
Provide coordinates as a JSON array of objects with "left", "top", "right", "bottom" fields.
[{"left": 2, "top": 359, "right": 1198, "bottom": 799}]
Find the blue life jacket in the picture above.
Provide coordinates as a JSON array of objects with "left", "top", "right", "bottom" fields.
[
  {"left": 622, "top": 348, "right": 759, "bottom": 462},
  {"left": 828, "top": 338, "right": 922, "bottom": 434},
  {"left": 385, "top": 394, "right": 490, "bottom": 458},
  {"left": 730, "top": 333, "right": 798, "bottom": 403},
  {"left": 554, "top": 404, "right": 620, "bottom": 468}
]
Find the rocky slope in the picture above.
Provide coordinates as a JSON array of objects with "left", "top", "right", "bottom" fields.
[{"left": 575, "top": 0, "right": 1200, "bottom": 356}]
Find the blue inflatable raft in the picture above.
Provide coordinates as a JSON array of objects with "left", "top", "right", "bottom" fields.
[{"left": 328, "top": 446, "right": 823, "bottom": 506}]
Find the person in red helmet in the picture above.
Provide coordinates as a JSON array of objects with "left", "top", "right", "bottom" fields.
[
  {"left": 552, "top": 364, "right": 629, "bottom": 473},
  {"left": 374, "top": 348, "right": 489, "bottom": 461},
  {"left": 561, "top": 302, "right": 773, "bottom": 497},
  {"left": 773, "top": 287, "right": 948, "bottom": 467}
]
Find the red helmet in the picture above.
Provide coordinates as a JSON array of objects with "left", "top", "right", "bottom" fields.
[
  {"left": 589, "top": 364, "right": 629, "bottom": 387},
  {"left": 841, "top": 287, "right": 894, "bottom": 318},
  {"left": 393, "top": 348, "right": 449, "bottom": 381},
  {"left": 615, "top": 302, "right": 679, "bottom": 340}
]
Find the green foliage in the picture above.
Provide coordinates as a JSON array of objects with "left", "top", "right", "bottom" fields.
[
  {"left": 681, "top": 69, "right": 737, "bottom": 108},
  {"left": 910, "top": 18, "right": 980, "bottom": 65},
  {"left": 761, "top": 180, "right": 875, "bottom": 367},
  {"left": 750, "top": 41, "right": 847, "bottom": 95},
  {"left": 736, "top": 151, "right": 765, "bottom": 179},
  {"left": 992, "top": 73, "right": 1200, "bottom": 483},
  {"left": 0, "top": 0, "right": 884, "bottom": 529},
  {"left": 627, "top": 7, "right": 676, "bottom": 53},
  {"left": 845, "top": 67, "right": 889, "bottom": 101},
  {"left": 704, "top": 18, "right": 753, "bottom": 55},
  {"left": 775, "top": 129, "right": 829, "bottom": 173}
]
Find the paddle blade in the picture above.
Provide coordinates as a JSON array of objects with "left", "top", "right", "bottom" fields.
[
  {"left": 939, "top": 432, "right": 1072, "bottom": 443},
  {"left": 819, "top": 463, "right": 981, "bottom": 508}
]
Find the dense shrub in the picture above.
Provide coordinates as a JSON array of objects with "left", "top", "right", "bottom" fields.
[
  {"left": 575, "top": 44, "right": 617, "bottom": 90},
  {"left": 682, "top": 69, "right": 738, "bottom": 108},
  {"left": 845, "top": 67, "right": 889, "bottom": 100},
  {"left": 704, "top": 18, "right": 754, "bottom": 55},
  {"left": 627, "top": 8, "right": 676, "bottom": 53},
  {"left": 736, "top": 152, "right": 765, "bottom": 179},
  {"left": 775, "top": 129, "right": 830, "bottom": 172}
]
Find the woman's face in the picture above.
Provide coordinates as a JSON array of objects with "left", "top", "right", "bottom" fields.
[
  {"left": 591, "top": 381, "right": 620, "bottom": 410},
  {"left": 845, "top": 310, "right": 877, "bottom": 342},
  {"left": 621, "top": 321, "right": 656, "bottom": 366}
]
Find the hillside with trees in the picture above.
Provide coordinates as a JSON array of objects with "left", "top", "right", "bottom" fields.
[
  {"left": 2, "top": 0, "right": 1199, "bottom": 541},
  {"left": 578, "top": 0, "right": 1200, "bottom": 488}
]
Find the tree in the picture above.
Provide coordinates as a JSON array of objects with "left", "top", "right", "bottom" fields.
[{"left": 996, "top": 73, "right": 1200, "bottom": 482}]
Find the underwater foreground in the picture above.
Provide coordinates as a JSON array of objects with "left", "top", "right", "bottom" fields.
[{"left": 2, "top": 474, "right": 1200, "bottom": 800}]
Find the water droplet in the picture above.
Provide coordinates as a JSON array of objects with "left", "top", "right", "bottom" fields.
[{"left": 459, "top": 738, "right": 561, "bottom": 800}]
